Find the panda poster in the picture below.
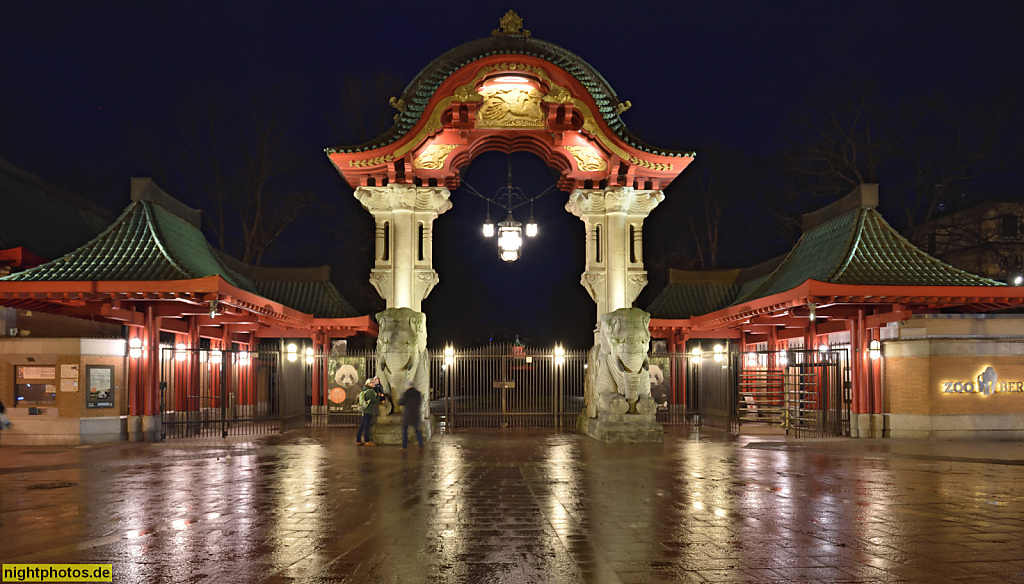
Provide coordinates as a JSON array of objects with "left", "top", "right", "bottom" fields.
[
  {"left": 648, "top": 356, "right": 670, "bottom": 411},
  {"left": 328, "top": 355, "right": 366, "bottom": 414}
]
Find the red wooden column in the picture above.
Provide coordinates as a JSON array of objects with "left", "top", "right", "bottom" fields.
[
  {"left": 143, "top": 305, "right": 161, "bottom": 417},
  {"left": 222, "top": 327, "right": 233, "bottom": 414},
  {"left": 321, "top": 334, "right": 331, "bottom": 410},
  {"left": 128, "top": 329, "right": 141, "bottom": 417},
  {"left": 311, "top": 332, "right": 322, "bottom": 409},
  {"left": 870, "top": 327, "right": 882, "bottom": 414},
  {"left": 848, "top": 317, "right": 861, "bottom": 417}
]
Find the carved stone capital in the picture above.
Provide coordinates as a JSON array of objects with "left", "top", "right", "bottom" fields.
[
  {"left": 580, "top": 271, "right": 605, "bottom": 303},
  {"left": 566, "top": 187, "right": 664, "bottom": 217},
  {"left": 369, "top": 269, "right": 392, "bottom": 303},
  {"left": 625, "top": 271, "right": 648, "bottom": 304},
  {"left": 355, "top": 185, "right": 453, "bottom": 217},
  {"left": 413, "top": 269, "right": 440, "bottom": 302}
]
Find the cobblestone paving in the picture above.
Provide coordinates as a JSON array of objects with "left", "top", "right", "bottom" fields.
[{"left": 2, "top": 428, "right": 1024, "bottom": 583}]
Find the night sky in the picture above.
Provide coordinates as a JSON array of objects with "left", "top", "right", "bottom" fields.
[{"left": 2, "top": 1, "right": 1022, "bottom": 349}]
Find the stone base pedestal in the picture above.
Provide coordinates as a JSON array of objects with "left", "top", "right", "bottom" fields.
[
  {"left": 127, "top": 416, "right": 143, "bottom": 442},
  {"left": 141, "top": 415, "right": 162, "bottom": 442},
  {"left": 369, "top": 415, "right": 435, "bottom": 446},
  {"left": 853, "top": 413, "right": 886, "bottom": 438},
  {"left": 578, "top": 413, "right": 664, "bottom": 444}
]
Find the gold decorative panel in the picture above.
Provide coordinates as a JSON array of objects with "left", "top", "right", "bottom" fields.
[
  {"left": 413, "top": 144, "right": 459, "bottom": 170},
  {"left": 476, "top": 85, "right": 546, "bottom": 129},
  {"left": 563, "top": 146, "right": 607, "bottom": 172}
]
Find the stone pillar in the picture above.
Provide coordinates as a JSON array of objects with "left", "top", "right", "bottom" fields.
[
  {"left": 565, "top": 187, "right": 663, "bottom": 342},
  {"left": 355, "top": 185, "right": 452, "bottom": 311}
]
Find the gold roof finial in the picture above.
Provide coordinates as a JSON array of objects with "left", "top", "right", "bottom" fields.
[{"left": 492, "top": 10, "right": 530, "bottom": 37}]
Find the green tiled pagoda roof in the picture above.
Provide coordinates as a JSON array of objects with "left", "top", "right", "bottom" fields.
[
  {"left": 734, "top": 207, "right": 1002, "bottom": 304},
  {"left": 255, "top": 279, "right": 358, "bottom": 319},
  {"left": 647, "top": 188, "right": 1003, "bottom": 320},
  {"left": 212, "top": 253, "right": 360, "bottom": 319},
  {"left": 326, "top": 35, "right": 694, "bottom": 159},
  {"left": 1, "top": 177, "right": 364, "bottom": 320},
  {"left": 1, "top": 200, "right": 255, "bottom": 290},
  {"left": 647, "top": 282, "right": 739, "bottom": 319},
  {"left": 0, "top": 157, "right": 115, "bottom": 261}
]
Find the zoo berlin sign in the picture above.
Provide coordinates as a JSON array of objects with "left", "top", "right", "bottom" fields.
[{"left": 941, "top": 367, "right": 1024, "bottom": 395}]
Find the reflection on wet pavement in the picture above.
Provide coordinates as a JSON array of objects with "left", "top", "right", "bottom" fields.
[{"left": 2, "top": 427, "right": 1023, "bottom": 583}]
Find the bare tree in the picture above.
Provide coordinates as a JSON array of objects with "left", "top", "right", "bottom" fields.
[
  {"left": 783, "top": 83, "right": 913, "bottom": 203},
  {"left": 330, "top": 71, "right": 408, "bottom": 146},
  {"left": 140, "top": 93, "right": 322, "bottom": 265},
  {"left": 901, "top": 92, "right": 1009, "bottom": 230}
]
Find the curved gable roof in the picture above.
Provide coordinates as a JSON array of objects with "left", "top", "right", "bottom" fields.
[
  {"left": 327, "top": 34, "right": 692, "bottom": 159},
  {"left": 2, "top": 200, "right": 254, "bottom": 290}
]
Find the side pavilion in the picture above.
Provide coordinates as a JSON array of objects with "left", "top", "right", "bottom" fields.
[
  {"left": 0, "top": 179, "right": 375, "bottom": 443},
  {"left": 646, "top": 184, "right": 1024, "bottom": 439}
]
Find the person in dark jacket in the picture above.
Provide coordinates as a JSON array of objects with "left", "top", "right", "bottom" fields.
[
  {"left": 356, "top": 379, "right": 380, "bottom": 446},
  {"left": 397, "top": 380, "right": 424, "bottom": 451}
]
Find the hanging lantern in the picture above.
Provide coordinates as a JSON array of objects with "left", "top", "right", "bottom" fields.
[{"left": 497, "top": 213, "right": 523, "bottom": 262}]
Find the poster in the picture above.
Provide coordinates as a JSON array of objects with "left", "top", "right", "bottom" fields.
[
  {"left": 86, "top": 364, "right": 114, "bottom": 408},
  {"left": 327, "top": 355, "right": 365, "bottom": 414},
  {"left": 649, "top": 356, "right": 670, "bottom": 410}
]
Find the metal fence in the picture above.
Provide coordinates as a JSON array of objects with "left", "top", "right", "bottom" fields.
[
  {"left": 309, "top": 344, "right": 587, "bottom": 430},
  {"left": 160, "top": 347, "right": 282, "bottom": 439},
  {"left": 299, "top": 343, "right": 850, "bottom": 438},
  {"left": 434, "top": 344, "right": 587, "bottom": 430}
]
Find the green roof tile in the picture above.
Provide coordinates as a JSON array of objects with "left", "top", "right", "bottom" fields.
[
  {"left": 326, "top": 35, "right": 695, "bottom": 159},
  {"left": 735, "top": 207, "right": 1001, "bottom": 304},
  {"left": 2, "top": 201, "right": 254, "bottom": 289},
  {"left": 647, "top": 194, "right": 1003, "bottom": 320}
]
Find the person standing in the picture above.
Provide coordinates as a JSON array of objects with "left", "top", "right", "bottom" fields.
[
  {"left": 0, "top": 400, "right": 11, "bottom": 430},
  {"left": 397, "top": 381, "right": 424, "bottom": 451},
  {"left": 356, "top": 379, "right": 380, "bottom": 446}
]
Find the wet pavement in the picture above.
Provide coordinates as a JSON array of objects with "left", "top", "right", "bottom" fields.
[{"left": 2, "top": 427, "right": 1024, "bottom": 583}]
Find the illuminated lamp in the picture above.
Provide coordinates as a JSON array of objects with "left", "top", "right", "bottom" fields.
[
  {"left": 690, "top": 346, "right": 702, "bottom": 363},
  {"left": 128, "top": 338, "right": 142, "bottom": 359},
  {"left": 525, "top": 202, "right": 538, "bottom": 237},
  {"left": 743, "top": 352, "right": 758, "bottom": 368},
  {"left": 869, "top": 339, "right": 882, "bottom": 360},
  {"left": 175, "top": 343, "right": 187, "bottom": 362},
  {"left": 818, "top": 344, "right": 829, "bottom": 353},
  {"left": 497, "top": 213, "right": 523, "bottom": 262},
  {"left": 777, "top": 350, "right": 788, "bottom": 367},
  {"left": 713, "top": 344, "right": 725, "bottom": 363},
  {"left": 444, "top": 345, "right": 455, "bottom": 367},
  {"left": 482, "top": 203, "right": 494, "bottom": 237},
  {"left": 305, "top": 347, "right": 314, "bottom": 365},
  {"left": 286, "top": 343, "right": 298, "bottom": 363},
  {"left": 554, "top": 345, "right": 565, "bottom": 366},
  {"left": 211, "top": 349, "right": 222, "bottom": 365},
  {"left": 238, "top": 351, "right": 250, "bottom": 366}
]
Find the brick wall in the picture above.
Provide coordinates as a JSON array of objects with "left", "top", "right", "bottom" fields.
[
  {"left": 884, "top": 341, "right": 1024, "bottom": 415},
  {"left": 55, "top": 355, "right": 128, "bottom": 418}
]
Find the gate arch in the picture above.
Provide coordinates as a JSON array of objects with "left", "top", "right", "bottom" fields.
[{"left": 327, "top": 12, "right": 694, "bottom": 325}]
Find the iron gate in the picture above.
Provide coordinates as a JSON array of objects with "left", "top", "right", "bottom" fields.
[
  {"left": 433, "top": 344, "right": 587, "bottom": 429},
  {"left": 680, "top": 347, "right": 851, "bottom": 437},
  {"left": 737, "top": 348, "right": 850, "bottom": 437},
  {"left": 160, "top": 347, "right": 283, "bottom": 438}
]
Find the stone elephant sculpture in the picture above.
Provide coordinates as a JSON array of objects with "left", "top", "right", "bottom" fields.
[
  {"left": 375, "top": 307, "right": 430, "bottom": 419},
  {"left": 585, "top": 307, "right": 656, "bottom": 418}
]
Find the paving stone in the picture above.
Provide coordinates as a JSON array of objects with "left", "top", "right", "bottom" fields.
[{"left": 1, "top": 428, "right": 1023, "bottom": 583}]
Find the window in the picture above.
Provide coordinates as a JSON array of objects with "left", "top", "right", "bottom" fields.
[{"left": 418, "top": 223, "right": 425, "bottom": 262}]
